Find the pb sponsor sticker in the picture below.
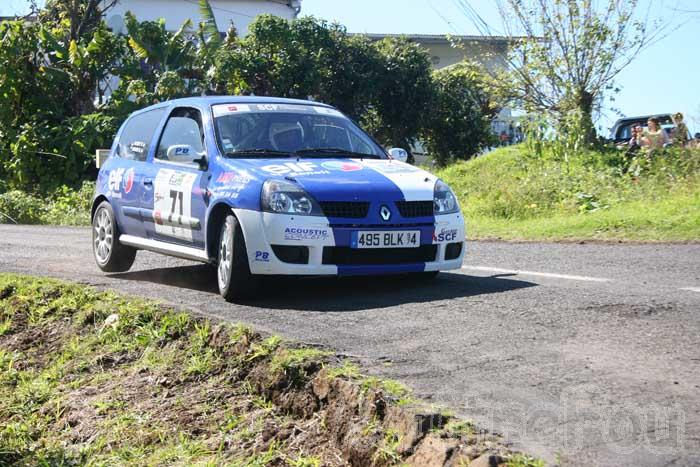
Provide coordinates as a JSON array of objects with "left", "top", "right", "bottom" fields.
[
  {"left": 255, "top": 251, "right": 270, "bottom": 262},
  {"left": 284, "top": 227, "right": 330, "bottom": 241}
]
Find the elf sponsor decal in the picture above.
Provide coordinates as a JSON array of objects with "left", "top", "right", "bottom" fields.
[
  {"left": 261, "top": 162, "right": 330, "bottom": 177},
  {"left": 321, "top": 160, "right": 363, "bottom": 172},
  {"left": 433, "top": 228, "right": 458, "bottom": 243},
  {"left": 153, "top": 169, "right": 199, "bottom": 241},
  {"left": 284, "top": 227, "right": 329, "bottom": 241},
  {"left": 108, "top": 168, "right": 125, "bottom": 198}
]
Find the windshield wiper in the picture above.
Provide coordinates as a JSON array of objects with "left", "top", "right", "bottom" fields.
[
  {"left": 295, "top": 148, "right": 381, "bottom": 159},
  {"left": 224, "top": 149, "right": 292, "bottom": 158}
]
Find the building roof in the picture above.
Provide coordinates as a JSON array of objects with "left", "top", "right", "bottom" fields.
[{"left": 356, "top": 33, "right": 513, "bottom": 45}]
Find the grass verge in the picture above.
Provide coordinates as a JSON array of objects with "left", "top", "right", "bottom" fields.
[
  {"left": 434, "top": 145, "right": 700, "bottom": 242},
  {"left": 0, "top": 273, "right": 542, "bottom": 466}
]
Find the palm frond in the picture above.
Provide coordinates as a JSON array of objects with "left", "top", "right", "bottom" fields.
[{"left": 198, "top": 0, "right": 222, "bottom": 48}]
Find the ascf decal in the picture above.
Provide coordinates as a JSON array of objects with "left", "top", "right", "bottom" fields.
[
  {"left": 321, "top": 161, "right": 363, "bottom": 172},
  {"left": 261, "top": 162, "right": 329, "bottom": 176},
  {"left": 122, "top": 168, "right": 135, "bottom": 194},
  {"left": 433, "top": 228, "right": 458, "bottom": 243}
]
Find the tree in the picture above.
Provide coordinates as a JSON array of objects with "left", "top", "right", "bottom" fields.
[
  {"left": 421, "top": 62, "right": 499, "bottom": 166},
  {"left": 363, "top": 37, "right": 435, "bottom": 155},
  {"left": 483, "top": 0, "right": 671, "bottom": 139}
]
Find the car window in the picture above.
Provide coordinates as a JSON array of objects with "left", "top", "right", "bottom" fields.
[
  {"left": 116, "top": 108, "right": 166, "bottom": 161},
  {"left": 212, "top": 104, "right": 385, "bottom": 157},
  {"left": 156, "top": 107, "right": 205, "bottom": 166}
]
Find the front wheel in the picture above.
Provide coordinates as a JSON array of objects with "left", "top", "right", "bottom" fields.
[
  {"left": 92, "top": 201, "right": 136, "bottom": 273},
  {"left": 217, "top": 214, "right": 258, "bottom": 302}
]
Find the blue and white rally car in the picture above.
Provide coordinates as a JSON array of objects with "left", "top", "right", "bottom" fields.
[{"left": 92, "top": 97, "right": 465, "bottom": 301}]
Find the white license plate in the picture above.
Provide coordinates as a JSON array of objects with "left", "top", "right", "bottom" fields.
[{"left": 351, "top": 230, "right": 421, "bottom": 249}]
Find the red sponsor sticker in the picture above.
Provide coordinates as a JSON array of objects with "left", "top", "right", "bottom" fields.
[
  {"left": 154, "top": 210, "right": 163, "bottom": 225},
  {"left": 227, "top": 105, "right": 238, "bottom": 112},
  {"left": 217, "top": 172, "right": 236, "bottom": 183},
  {"left": 321, "top": 161, "right": 363, "bottom": 172},
  {"left": 123, "top": 168, "right": 135, "bottom": 194}
]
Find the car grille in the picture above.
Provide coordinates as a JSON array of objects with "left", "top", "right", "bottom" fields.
[
  {"left": 322, "top": 245, "right": 437, "bottom": 265},
  {"left": 320, "top": 201, "right": 369, "bottom": 218},
  {"left": 395, "top": 201, "right": 434, "bottom": 218}
]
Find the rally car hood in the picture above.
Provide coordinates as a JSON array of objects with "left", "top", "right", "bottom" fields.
[{"left": 222, "top": 158, "right": 439, "bottom": 202}]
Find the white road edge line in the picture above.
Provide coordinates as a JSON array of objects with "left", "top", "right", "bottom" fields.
[
  {"left": 461, "top": 265, "right": 611, "bottom": 283},
  {"left": 680, "top": 287, "right": 700, "bottom": 293}
]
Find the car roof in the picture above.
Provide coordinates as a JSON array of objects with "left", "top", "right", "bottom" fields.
[
  {"left": 613, "top": 114, "right": 673, "bottom": 125},
  {"left": 128, "top": 96, "right": 336, "bottom": 119}
]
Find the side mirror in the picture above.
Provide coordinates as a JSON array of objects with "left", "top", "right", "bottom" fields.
[
  {"left": 388, "top": 148, "right": 409, "bottom": 162},
  {"left": 167, "top": 144, "right": 195, "bottom": 162},
  {"left": 166, "top": 144, "right": 208, "bottom": 170}
]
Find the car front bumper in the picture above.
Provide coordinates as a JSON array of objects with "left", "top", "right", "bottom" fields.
[{"left": 235, "top": 209, "right": 466, "bottom": 276}]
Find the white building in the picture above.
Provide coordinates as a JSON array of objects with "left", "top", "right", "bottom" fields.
[
  {"left": 362, "top": 33, "right": 509, "bottom": 73},
  {"left": 104, "top": 0, "right": 301, "bottom": 35},
  {"left": 363, "top": 33, "right": 518, "bottom": 155}
]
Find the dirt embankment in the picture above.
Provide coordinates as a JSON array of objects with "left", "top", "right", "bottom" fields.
[{"left": 0, "top": 274, "right": 541, "bottom": 466}]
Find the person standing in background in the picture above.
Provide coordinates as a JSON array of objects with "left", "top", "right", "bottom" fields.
[
  {"left": 641, "top": 117, "right": 669, "bottom": 153},
  {"left": 671, "top": 112, "right": 690, "bottom": 147}
]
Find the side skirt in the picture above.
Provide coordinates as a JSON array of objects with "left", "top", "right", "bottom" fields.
[{"left": 120, "top": 235, "right": 210, "bottom": 263}]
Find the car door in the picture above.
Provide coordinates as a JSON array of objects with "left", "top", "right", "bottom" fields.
[
  {"left": 140, "top": 106, "right": 209, "bottom": 249},
  {"left": 109, "top": 106, "right": 167, "bottom": 239}
]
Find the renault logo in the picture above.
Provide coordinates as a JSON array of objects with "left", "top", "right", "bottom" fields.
[{"left": 380, "top": 205, "right": 391, "bottom": 221}]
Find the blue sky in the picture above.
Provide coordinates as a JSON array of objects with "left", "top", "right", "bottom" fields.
[{"left": 3, "top": 0, "right": 699, "bottom": 134}]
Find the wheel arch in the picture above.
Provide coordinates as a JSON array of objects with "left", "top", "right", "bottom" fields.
[
  {"left": 91, "top": 195, "right": 109, "bottom": 222},
  {"left": 206, "top": 201, "right": 240, "bottom": 262}
]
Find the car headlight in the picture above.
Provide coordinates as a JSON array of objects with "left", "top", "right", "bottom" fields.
[
  {"left": 434, "top": 180, "right": 459, "bottom": 215},
  {"left": 261, "top": 179, "right": 323, "bottom": 216}
]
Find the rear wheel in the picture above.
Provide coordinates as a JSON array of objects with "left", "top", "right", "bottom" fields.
[
  {"left": 92, "top": 201, "right": 136, "bottom": 272},
  {"left": 217, "top": 214, "right": 258, "bottom": 302}
]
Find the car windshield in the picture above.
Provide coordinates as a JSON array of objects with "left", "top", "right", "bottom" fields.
[{"left": 212, "top": 103, "right": 386, "bottom": 158}]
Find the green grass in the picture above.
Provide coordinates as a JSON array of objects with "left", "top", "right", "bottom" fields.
[
  {"left": 2, "top": 273, "right": 543, "bottom": 467},
  {"left": 434, "top": 145, "right": 700, "bottom": 242},
  {"left": 0, "top": 273, "right": 347, "bottom": 465}
]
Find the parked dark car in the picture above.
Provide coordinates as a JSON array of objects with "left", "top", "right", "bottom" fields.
[{"left": 609, "top": 114, "right": 689, "bottom": 145}]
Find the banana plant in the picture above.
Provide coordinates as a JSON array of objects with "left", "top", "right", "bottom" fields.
[{"left": 124, "top": 12, "right": 195, "bottom": 73}]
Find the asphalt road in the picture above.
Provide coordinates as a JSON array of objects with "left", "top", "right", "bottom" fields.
[{"left": 1, "top": 224, "right": 699, "bottom": 466}]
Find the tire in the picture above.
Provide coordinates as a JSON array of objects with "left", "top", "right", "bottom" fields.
[
  {"left": 92, "top": 201, "right": 137, "bottom": 273},
  {"left": 217, "top": 214, "right": 258, "bottom": 302}
]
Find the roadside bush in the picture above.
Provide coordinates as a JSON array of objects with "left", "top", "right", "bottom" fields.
[
  {"left": 0, "top": 181, "right": 95, "bottom": 225},
  {"left": 0, "top": 191, "right": 46, "bottom": 224},
  {"left": 421, "top": 62, "right": 499, "bottom": 166}
]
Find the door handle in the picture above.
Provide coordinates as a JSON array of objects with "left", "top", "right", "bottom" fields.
[{"left": 143, "top": 178, "right": 153, "bottom": 186}]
